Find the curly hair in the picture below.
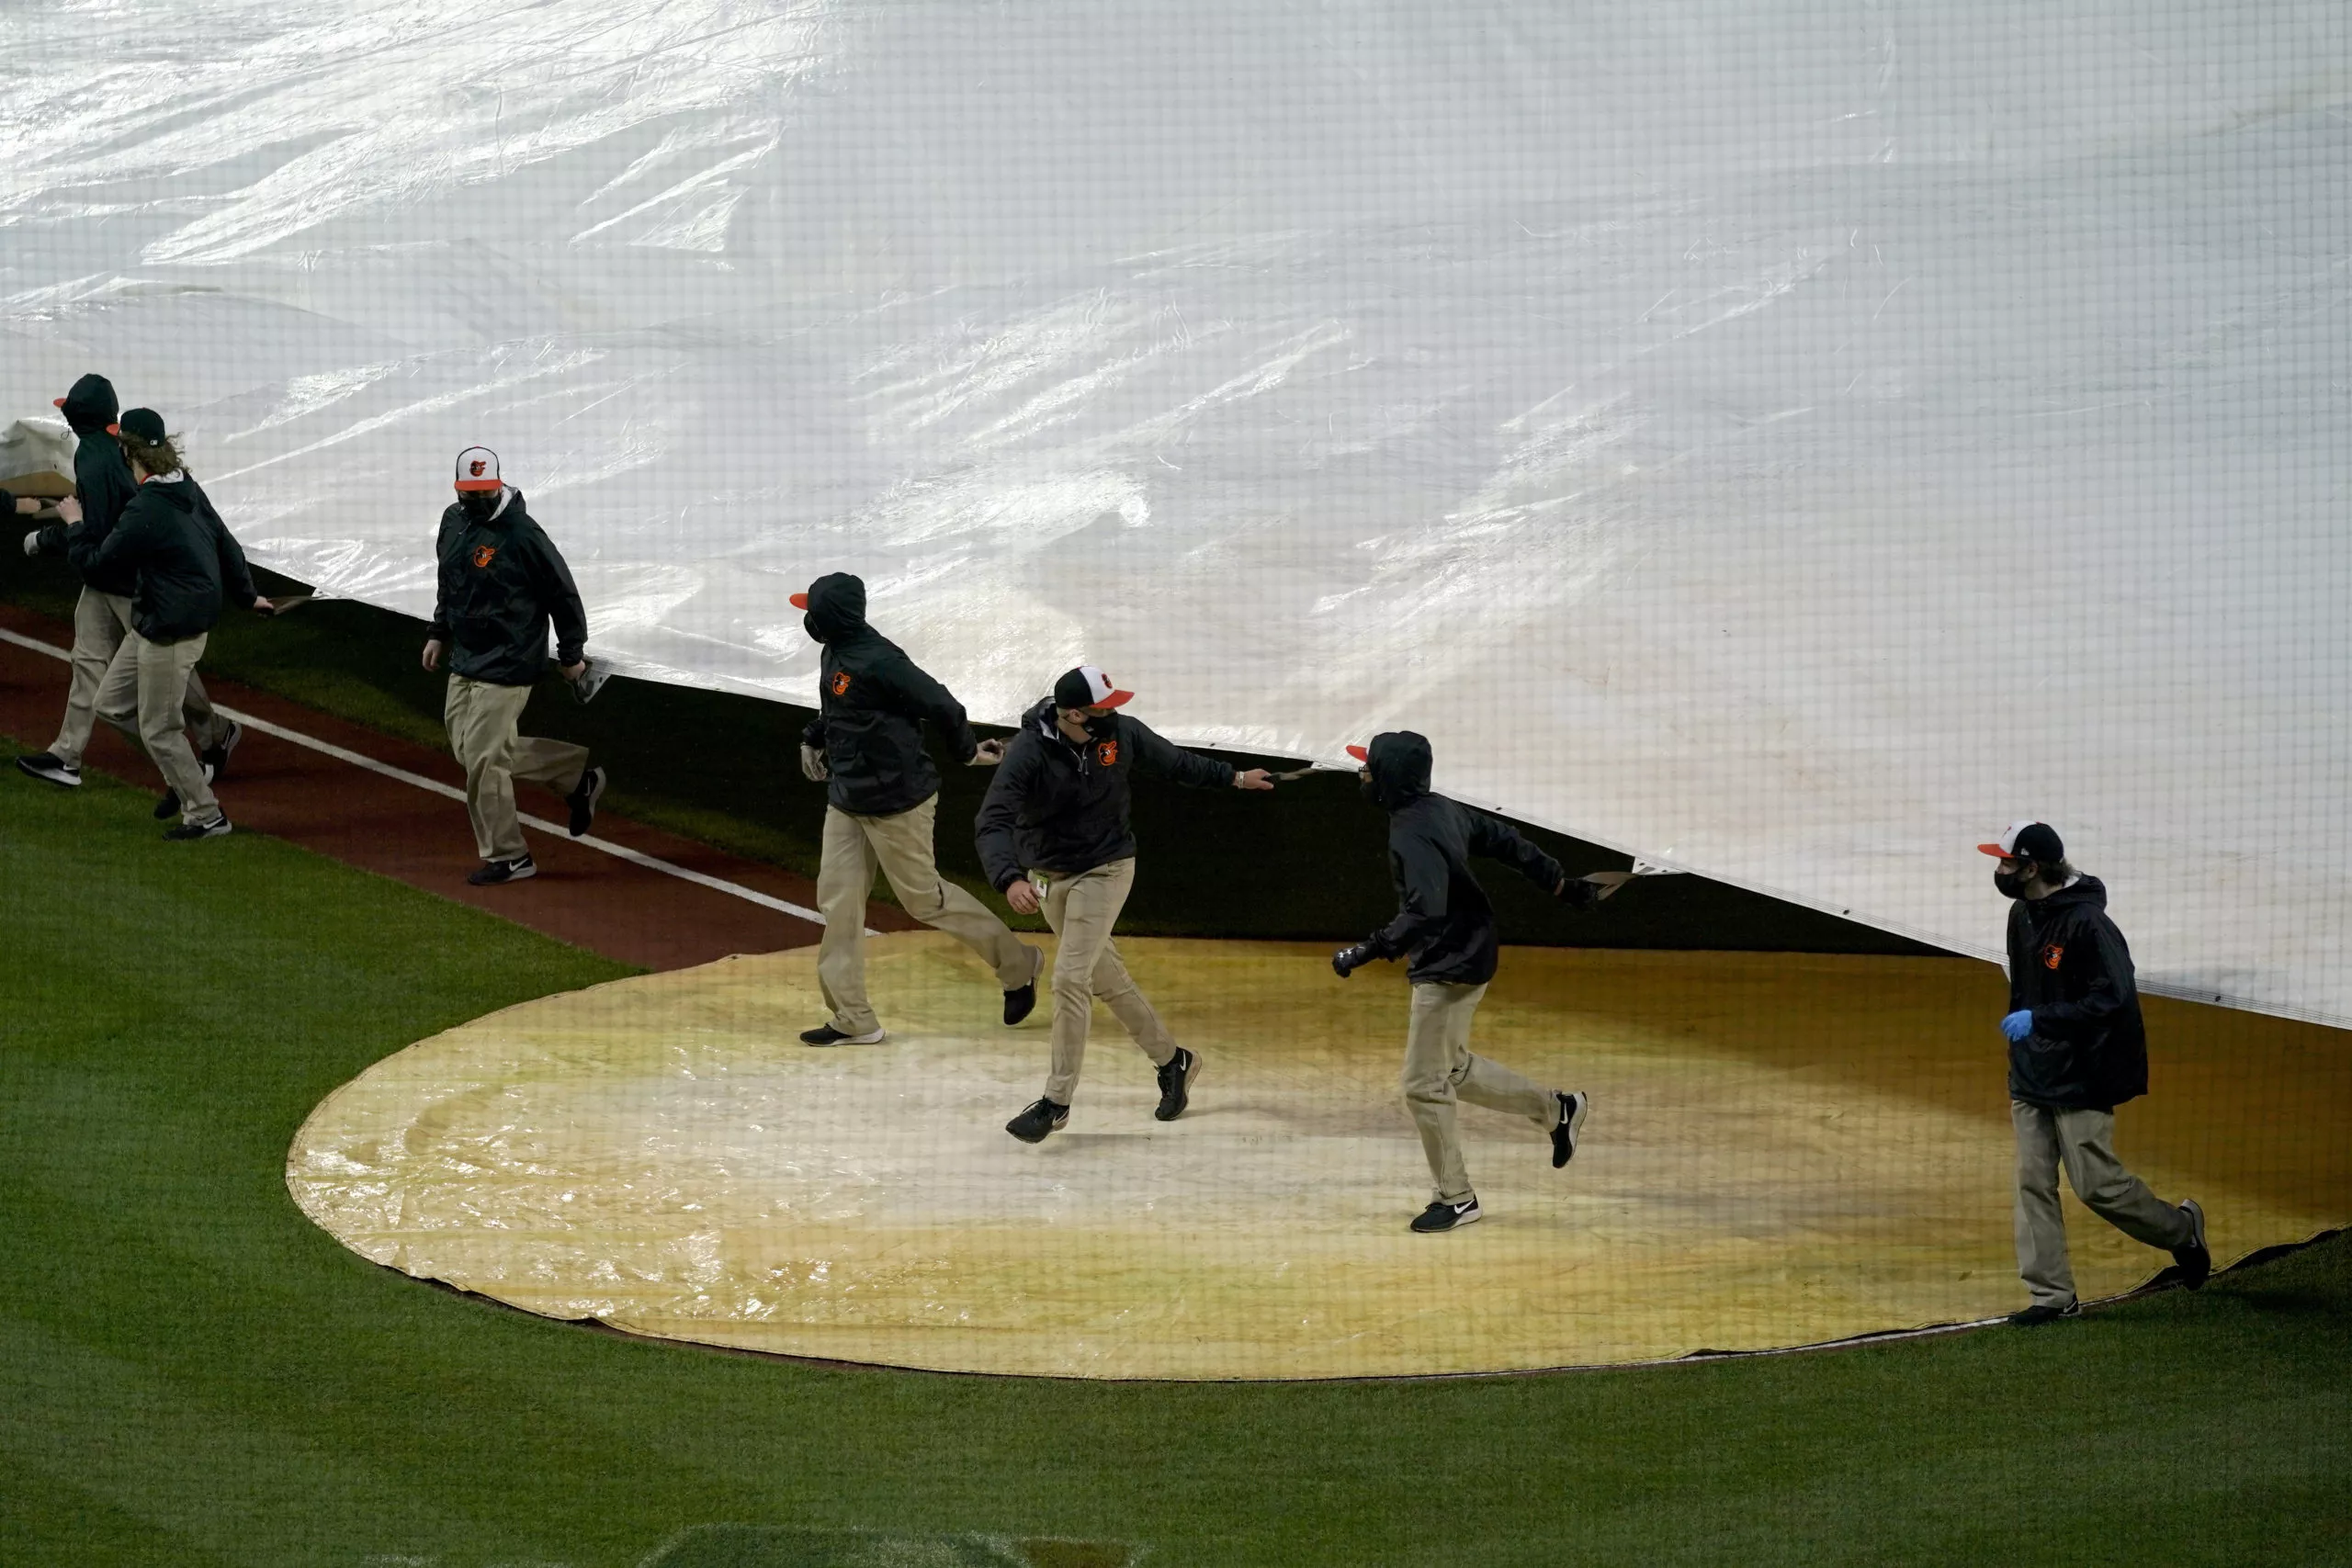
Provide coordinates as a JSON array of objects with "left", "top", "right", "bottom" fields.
[{"left": 115, "top": 430, "right": 187, "bottom": 479}]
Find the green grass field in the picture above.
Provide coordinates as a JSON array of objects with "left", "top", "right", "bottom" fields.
[{"left": 2, "top": 742, "right": 2347, "bottom": 1567}]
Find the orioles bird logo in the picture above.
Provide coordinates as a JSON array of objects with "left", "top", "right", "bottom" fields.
[
  {"left": 831, "top": 671, "right": 852, "bottom": 697},
  {"left": 2041, "top": 942, "right": 2065, "bottom": 971},
  {"left": 469, "top": 458, "right": 488, "bottom": 478},
  {"left": 471, "top": 544, "right": 498, "bottom": 569},
  {"left": 1096, "top": 739, "right": 1119, "bottom": 767}
]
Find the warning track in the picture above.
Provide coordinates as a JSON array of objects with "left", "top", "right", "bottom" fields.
[{"left": 0, "top": 604, "right": 917, "bottom": 971}]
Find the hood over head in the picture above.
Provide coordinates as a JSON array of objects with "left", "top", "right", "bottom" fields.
[
  {"left": 799, "top": 572, "right": 869, "bottom": 645},
  {"left": 56, "top": 373, "right": 119, "bottom": 435},
  {"left": 1363, "top": 730, "right": 1433, "bottom": 811}
]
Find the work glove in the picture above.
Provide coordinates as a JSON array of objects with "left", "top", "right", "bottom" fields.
[
  {"left": 1557, "top": 875, "right": 1600, "bottom": 910},
  {"left": 797, "top": 742, "right": 829, "bottom": 784},
  {"left": 2000, "top": 1009, "right": 2035, "bottom": 1043},
  {"left": 1331, "top": 942, "right": 1379, "bottom": 979}
]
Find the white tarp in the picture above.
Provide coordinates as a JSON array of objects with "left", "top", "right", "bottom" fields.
[{"left": 3, "top": 3, "right": 2346, "bottom": 1022}]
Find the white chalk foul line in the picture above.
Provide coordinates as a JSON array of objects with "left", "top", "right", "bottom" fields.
[{"left": 0, "top": 625, "right": 857, "bottom": 931}]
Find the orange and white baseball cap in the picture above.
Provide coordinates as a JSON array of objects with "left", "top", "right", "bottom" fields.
[
  {"left": 453, "top": 446, "right": 502, "bottom": 491},
  {"left": 1054, "top": 666, "right": 1133, "bottom": 710},
  {"left": 1977, "top": 820, "right": 2064, "bottom": 861}
]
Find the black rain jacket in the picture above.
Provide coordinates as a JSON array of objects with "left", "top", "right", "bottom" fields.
[
  {"left": 426, "top": 488, "right": 587, "bottom": 687},
  {"left": 86, "top": 475, "right": 257, "bottom": 644},
  {"left": 795, "top": 572, "right": 978, "bottom": 817},
  {"left": 1360, "top": 731, "right": 1565, "bottom": 987},
  {"left": 975, "top": 696, "right": 1234, "bottom": 888},
  {"left": 2005, "top": 875, "right": 2149, "bottom": 1111},
  {"left": 34, "top": 374, "right": 141, "bottom": 597}
]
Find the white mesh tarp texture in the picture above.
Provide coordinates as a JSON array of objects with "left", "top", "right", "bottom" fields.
[{"left": 4, "top": 3, "right": 2345, "bottom": 1021}]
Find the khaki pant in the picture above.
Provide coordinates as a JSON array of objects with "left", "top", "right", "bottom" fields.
[
  {"left": 53, "top": 587, "right": 227, "bottom": 766},
  {"left": 816, "top": 795, "right": 1038, "bottom": 1033},
  {"left": 1403, "top": 981, "right": 1559, "bottom": 1204},
  {"left": 444, "top": 675, "right": 588, "bottom": 863},
  {"left": 2012, "top": 1100, "right": 2192, "bottom": 1307},
  {"left": 1035, "top": 858, "right": 1177, "bottom": 1105},
  {"left": 110, "top": 631, "right": 220, "bottom": 825}
]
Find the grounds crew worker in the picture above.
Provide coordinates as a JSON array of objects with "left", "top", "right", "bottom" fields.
[
  {"left": 1982, "top": 820, "right": 2211, "bottom": 1325},
  {"left": 1332, "top": 732, "right": 1596, "bottom": 1234},
  {"left": 791, "top": 571, "right": 1045, "bottom": 1045},
  {"left": 79, "top": 409, "right": 274, "bottom": 839},
  {"left": 976, "top": 666, "right": 1276, "bottom": 1143},
  {"left": 422, "top": 447, "right": 604, "bottom": 886},
  {"left": 17, "top": 373, "right": 241, "bottom": 792}
]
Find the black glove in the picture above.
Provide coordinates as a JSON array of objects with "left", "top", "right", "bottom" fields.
[
  {"left": 1557, "top": 875, "right": 1600, "bottom": 911},
  {"left": 1331, "top": 942, "right": 1379, "bottom": 979}
]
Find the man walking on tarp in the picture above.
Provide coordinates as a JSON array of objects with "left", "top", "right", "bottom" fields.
[
  {"left": 423, "top": 447, "right": 605, "bottom": 886},
  {"left": 977, "top": 666, "right": 1277, "bottom": 1143},
  {"left": 80, "top": 410, "right": 275, "bottom": 838},
  {"left": 1982, "top": 820, "right": 2211, "bottom": 1325},
  {"left": 1333, "top": 732, "right": 1599, "bottom": 1234},
  {"left": 792, "top": 571, "right": 1045, "bottom": 1045},
  {"left": 16, "top": 373, "right": 243, "bottom": 792}
]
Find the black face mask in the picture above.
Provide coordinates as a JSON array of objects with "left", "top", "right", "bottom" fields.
[
  {"left": 1082, "top": 713, "right": 1119, "bottom": 740},
  {"left": 1994, "top": 864, "right": 2034, "bottom": 900},
  {"left": 458, "top": 489, "right": 501, "bottom": 522}
]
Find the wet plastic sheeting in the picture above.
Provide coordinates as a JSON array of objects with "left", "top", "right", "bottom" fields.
[
  {"left": 2, "top": 4, "right": 2346, "bottom": 1021},
  {"left": 287, "top": 935, "right": 2352, "bottom": 1380}
]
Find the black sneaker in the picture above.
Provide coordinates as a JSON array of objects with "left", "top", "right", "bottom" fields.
[
  {"left": 1410, "top": 1197, "right": 1482, "bottom": 1234},
  {"left": 1002, "top": 945, "right": 1045, "bottom": 1026},
  {"left": 1154, "top": 1047, "right": 1201, "bottom": 1122},
  {"left": 153, "top": 761, "right": 218, "bottom": 819},
  {"left": 799, "top": 1022, "right": 887, "bottom": 1046},
  {"left": 200, "top": 719, "right": 243, "bottom": 781},
  {"left": 467, "top": 855, "right": 537, "bottom": 886},
  {"left": 1006, "top": 1098, "right": 1069, "bottom": 1144},
  {"left": 162, "top": 816, "right": 232, "bottom": 841},
  {"left": 567, "top": 765, "right": 606, "bottom": 837},
  {"left": 1550, "top": 1089, "right": 1590, "bottom": 1169},
  {"left": 14, "top": 752, "right": 81, "bottom": 787},
  {"left": 2172, "top": 1199, "right": 2211, "bottom": 1290},
  {"left": 2007, "top": 1300, "right": 2082, "bottom": 1327}
]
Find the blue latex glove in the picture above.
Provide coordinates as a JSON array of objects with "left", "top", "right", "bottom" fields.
[{"left": 2000, "top": 1010, "right": 2035, "bottom": 1043}]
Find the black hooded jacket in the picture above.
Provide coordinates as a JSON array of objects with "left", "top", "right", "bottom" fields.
[
  {"left": 1360, "top": 731, "right": 1565, "bottom": 987},
  {"left": 2005, "top": 875, "right": 2149, "bottom": 1111},
  {"left": 34, "top": 374, "right": 141, "bottom": 597},
  {"left": 975, "top": 697, "right": 1235, "bottom": 888},
  {"left": 86, "top": 475, "right": 258, "bottom": 643},
  {"left": 426, "top": 488, "right": 587, "bottom": 687},
  {"left": 795, "top": 572, "right": 978, "bottom": 817}
]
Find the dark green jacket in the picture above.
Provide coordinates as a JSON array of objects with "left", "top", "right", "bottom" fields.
[
  {"left": 87, "top": 476, "right": 257, "bottom": 644},
  {"left": 34, "top": 374, "right": 141, "bottom": 597},
  {"left": 975, "top": 697, "right": 1235, "bottom": 887},
  {"left": 426, "top": 488, "right": 587, "bottom": 687},
  {"left": 796, "top": 572, "right": 978, "bottom": 817},
  {"left": 1360, "top": 730, "right": 1565, "bottom": 987}
]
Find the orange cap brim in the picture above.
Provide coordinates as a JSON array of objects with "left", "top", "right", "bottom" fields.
[
  {"left": 1100, "top": 689, "right": 1134, "bottom": 708},
  {"left": 1346, "top": 744, "right": 1370, "bottom": 761},
  {"left": 789, "top": 592, "right": 809, "bottom": 609},
  {"left": 1976, "top": 843, "right": 2011, "bottom": 857},
  {"left": 105, "top": 423, "right": 121, "bottom": 435},
  {"left": 53, "top": 397, "right": 66, "bottom": 408},
  {"left": 453, "top": 479, "right": 501, "bottom": 491}
]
